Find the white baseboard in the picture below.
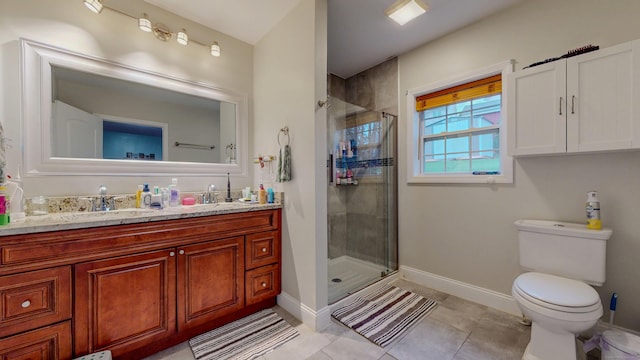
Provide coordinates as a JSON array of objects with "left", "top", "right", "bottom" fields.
[
  {"left": 277, "top": 272, "right": 402, "bottom": 331},
  {"left": 400, "top": 265, "right": 521, "bottom": 316},
  {"left": 277, "top": 291, "right": 333, "bottom": 331}
]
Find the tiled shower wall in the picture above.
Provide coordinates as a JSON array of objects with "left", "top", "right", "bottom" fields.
[{"left": 327, "top": 58, "right": 398, "bottom": 269}]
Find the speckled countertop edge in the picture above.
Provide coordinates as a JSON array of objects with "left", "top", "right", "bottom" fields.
[{"left": 0, "top": 202, "right": 282, "bottom": 237}]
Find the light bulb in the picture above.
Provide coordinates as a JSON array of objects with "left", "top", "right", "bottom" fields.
[
  {"left": 210, "top": 42, "right": 221, "bottom": 57},
  {"left": 139, "top": 14, "right": 152, "bottom": 33},
  {"left": 83, "top": 0, "right": 103, "bottom": 14},
  {"left": 177, "top": 29, "right": 188, "bottom": 45}
]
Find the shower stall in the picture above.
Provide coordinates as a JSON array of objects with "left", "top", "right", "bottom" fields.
[{"left": 327, "top": 96, "right": 398, "bottom": 304}]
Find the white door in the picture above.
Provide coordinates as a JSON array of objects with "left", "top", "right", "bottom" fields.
[
  {"left": 52, "top": 100, "right": 103, "bottom": 158},
  {"left": 507, "top": 60, "right": 567, "bottom": 156},
  {"left": 567, "top": 41, "right": 637, "bottom": 152}
]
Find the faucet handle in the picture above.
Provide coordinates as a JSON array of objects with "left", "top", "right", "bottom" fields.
[
  {"left": 98, "top": 185, "right": 107, "bottom": 195},
  {"left": 207, "top": 184, "right": 216, "bottom": 192}
]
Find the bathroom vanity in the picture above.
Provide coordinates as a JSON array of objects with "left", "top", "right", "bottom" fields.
[{"left": 0, "top": 204, "right": 281, "bottom": 359}]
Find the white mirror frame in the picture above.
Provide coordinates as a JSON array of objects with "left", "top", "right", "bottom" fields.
[{"left": 20, "top": 39, "right": 248, "bottom": 177}]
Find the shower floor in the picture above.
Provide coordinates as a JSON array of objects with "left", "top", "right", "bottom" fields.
[{"left": 328, "top": 256, "right": 387, "bottom": 304}]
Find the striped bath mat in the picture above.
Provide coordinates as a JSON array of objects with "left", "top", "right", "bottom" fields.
[
  {"left": 331, "top": 285, "right": 437, "bottom": 348},
  {"left": 189, "top": 308, "right": 299, "bottom": 360}
]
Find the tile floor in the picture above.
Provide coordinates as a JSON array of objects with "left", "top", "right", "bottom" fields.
[{"left": 144, "top": 279, "right": 535, "bottom": 360}]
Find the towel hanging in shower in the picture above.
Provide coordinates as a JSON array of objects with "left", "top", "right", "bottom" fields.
[{"left": 277, "top": 127, "right": 291, "bottom": 182}]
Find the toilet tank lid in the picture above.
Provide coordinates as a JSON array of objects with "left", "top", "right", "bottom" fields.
[
  {"left": 515, "top": 220, "right": 612, "bottom": 240},
  {"left": 603, "top": 330, "right": 640, "bottom": 355}
]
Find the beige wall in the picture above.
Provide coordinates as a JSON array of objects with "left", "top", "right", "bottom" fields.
[
  {"left": 0, "top": 0, "right": 254, "bottom": 196},
  {"left": 399, "top": 0, "right": 640, "bottom": 331},
  {"left": 254, "top": 0, "right": 328, "bottom": 320}
]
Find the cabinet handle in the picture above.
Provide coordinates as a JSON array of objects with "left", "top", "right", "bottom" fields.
[
  {"left": 169, "top": 251, "right": 175, "bottom": 257},
  {"left": 261, "top": 282, "right": 267, "bottom": 288},
  {"left": 571, "top": 95, "right": 575, "bottom": 114},
  {"left": 21, "top": 300, "right": 31, "bottom": 308},
  {"left": 559, "top": 97, "right": 563, "bottom": 115},
  {"left": 261, "top": 247, "right": 267, "bottom": 253},
  {"left": 179, "top": 250, "right": 185, "bottom": 255}
]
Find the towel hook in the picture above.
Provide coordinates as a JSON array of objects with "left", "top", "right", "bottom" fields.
[{"left": 278, "top": 126, "right": 290, "bottom": 146}]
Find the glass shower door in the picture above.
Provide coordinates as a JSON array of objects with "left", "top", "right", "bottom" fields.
[{"left": 327, "top": 96, "right": 397, "bottom": 304}]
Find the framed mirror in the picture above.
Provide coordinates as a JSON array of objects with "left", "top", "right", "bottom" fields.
[{"left": 20, "top": 39, "right": 248, "bottom": 177}]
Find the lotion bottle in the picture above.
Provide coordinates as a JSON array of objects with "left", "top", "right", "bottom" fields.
[
  {"left": 258, "top": 184, "right": 267, "bottom": 204},
  {"left": 586, "top": 191, "right": 602, "bottom": 230},
  {"left": 169, "top": 178, "right": 180, "bottom": 207}
]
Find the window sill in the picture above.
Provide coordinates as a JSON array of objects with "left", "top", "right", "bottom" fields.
[{"left": 407, "top": 173, "right": 513, "bottom": 184}]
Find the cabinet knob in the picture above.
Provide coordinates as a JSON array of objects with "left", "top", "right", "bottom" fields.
[
  {"left": 169, "top": 251, "right": 175, "bottom": 257},
  {"left": 261, "top": 282, "right": 267, "bottom": 288},
  {"left": 261, "top": 247, "right": 267, "bottom": 253},
  {"left": 21, "top": 300, "right": 31, "bottom": 308},
  {"left": 179, "top": 250, "right": 185, "bottom": 255}
]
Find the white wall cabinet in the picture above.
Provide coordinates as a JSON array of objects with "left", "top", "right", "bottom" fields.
[{"left": 507, "top": 40, "right": 640, "bottom": 156}]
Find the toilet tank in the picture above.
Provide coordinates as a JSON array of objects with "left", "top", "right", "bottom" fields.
[{"left": 516, "top": 220, "right": 612, "bottom": 286}]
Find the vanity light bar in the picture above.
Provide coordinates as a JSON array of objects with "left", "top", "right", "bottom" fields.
[{"left": 82, "top": 0, "right": 221, "bottom": 57}]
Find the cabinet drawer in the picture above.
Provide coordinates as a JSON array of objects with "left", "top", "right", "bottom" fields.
[
  {"left": 245, "top": 264, "right": 280, "bottom": 306},
  {"left": 245, "top": 231, "right": 280, "bottom": 270},
  {"left": 0, "top": 320, "right": 72, "bottom": 360},
  {"left": 0, "top": 267, "right": 71, "bottom": 338}
]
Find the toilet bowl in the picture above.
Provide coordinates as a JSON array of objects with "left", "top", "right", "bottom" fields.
[
  {"left": 513, "top": 220, "right": 612, "bottom": 360},
  {"left": 513, "top": 272, "right": 603, "bottom": 360}
]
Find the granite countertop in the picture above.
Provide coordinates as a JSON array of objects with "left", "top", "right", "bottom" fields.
[{"left": 0, "top": 202, "right": 282, "bottom": 236}]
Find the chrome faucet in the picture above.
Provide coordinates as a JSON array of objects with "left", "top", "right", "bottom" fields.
[
  {"left": 202, "top": 184, "right": 217, "bottom": 204},
  {"left": 95, "top": 185, "right": 110, "bottom": 211}
]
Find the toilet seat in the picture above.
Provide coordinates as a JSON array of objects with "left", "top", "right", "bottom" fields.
[{"left": 514, "top": 272, "right": 601, "bottom": 313}]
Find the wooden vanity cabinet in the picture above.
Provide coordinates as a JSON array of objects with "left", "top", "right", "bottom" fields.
[{"left": 0, "top": 209, "right": 281, "bottom": 360}]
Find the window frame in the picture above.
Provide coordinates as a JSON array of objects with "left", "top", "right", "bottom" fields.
[{"left": 406, "top": 61, "right": 514, "bottom": 184}]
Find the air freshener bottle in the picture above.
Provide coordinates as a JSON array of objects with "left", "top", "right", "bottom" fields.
[{"left": 586, "top": 191, "right": 602, "bottom": 230}]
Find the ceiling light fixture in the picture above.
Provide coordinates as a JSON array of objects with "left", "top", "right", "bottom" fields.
[
  {"left": 177, "top": 29, "right": 188, "bottom": 45},
  {"left": 138, "top": 13, "right": 152, "bottom": 32},
  {"left": 82, "top": 4, "right": 222, "bottom": 58},
  {"left": 385, "top": 0, "right": 428, "bottom": 26},
  {"left": 83, "top": 0, "right": 103, "bottom": 14},
  {"left": 210, "top": 42, "right": 221, "bottom": 57}
]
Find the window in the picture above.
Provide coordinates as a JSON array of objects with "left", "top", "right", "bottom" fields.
[{"left": 407, "top": 61, "right": 513, "bottom": 184}]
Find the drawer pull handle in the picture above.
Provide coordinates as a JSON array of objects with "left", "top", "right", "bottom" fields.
[
  {"left": 261, "top": 247, "right": 267, "bottom": 253},
  {"left": 21, "top": 300, "right": 31, "bottom": 308},
  {"left": 170, "top": 251, "right": 175, "bottom": 257},
  {"left": 179, "top": 250, "right": 185, "bottom": 255},
  {"left": 261, "top": 282, "right": 267, "bottom": 288}
]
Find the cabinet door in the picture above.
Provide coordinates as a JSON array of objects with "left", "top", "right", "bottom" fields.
[
  {"left": 507, "top": 60, "right": 567, "bottom": 155},
  {"left": 74, "top": 250, "right": 176, "bottom": 357},
  {"left": 0, "top": 321, "right": 72, "bottom": 360},
  {"left": 177, "top": 237, "right": 244, "bottom": 332},
  {"left": 567, "top": 40, "right": 639, "bottom": 152}
]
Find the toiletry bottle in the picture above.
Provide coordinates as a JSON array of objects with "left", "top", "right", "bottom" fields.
[
  {"left": 267, "top": 188, "right": 274, "bottom": 204},
  {"left": 586, "top": 191, "right": 602, "bottom": 230},
  {"left": 169, "top": 178, "right": 180, "bottom": 207},
  {"left": 142, "top": 183, "right": 151, "bottom": 209},
  {"left": 258, "top": 184, "right": 267, "bottom": 204},
  {"left": 136, "top": 184, "right": 143, "bottom": 208}
]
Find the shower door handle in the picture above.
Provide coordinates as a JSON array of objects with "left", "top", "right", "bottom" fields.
[{"left": 328, "top": 154, "right": 333, "bottom": 183}]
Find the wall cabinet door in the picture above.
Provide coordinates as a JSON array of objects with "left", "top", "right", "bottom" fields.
[
  {"left": 567, "top": 40, "right": 638, "bottom": 152},
  {"left": 507, "top": 39, "right": 640, "bottom": 156},
  {"left": 507, "top": 60, "right": 567, "bottom": 156},
  {"left": 74, "top": 250, "right": 176, "bottom": 357},
  {"left": 177, "top": 237, "right": 244, "bottom": 332}
]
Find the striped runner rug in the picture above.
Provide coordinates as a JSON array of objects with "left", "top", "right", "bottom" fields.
[
  {"left": 189, "top": 308, "right": 299, "bottom": 360},
  {"left": 331, "top": 285, "right": 437, "bottom": 348}
]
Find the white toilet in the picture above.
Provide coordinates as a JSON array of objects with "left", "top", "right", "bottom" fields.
[{"left": 512, "top": 220, "right": 612, "bottom": 360}]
